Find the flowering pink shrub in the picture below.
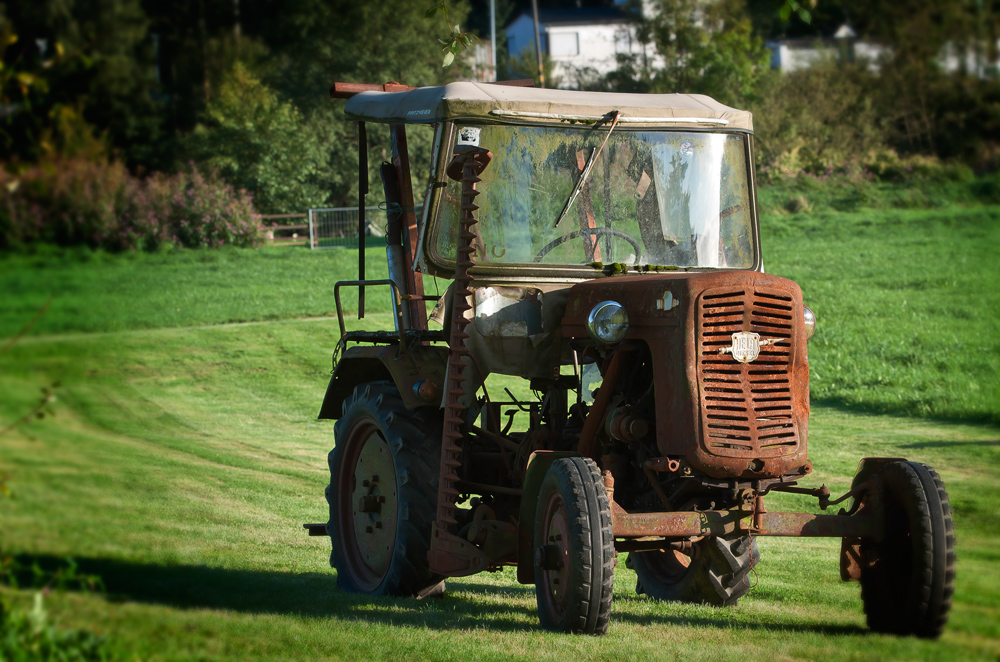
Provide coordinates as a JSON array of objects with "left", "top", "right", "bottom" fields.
[{"left": 0, "top": 159, "right": 263, "bottom": 251}]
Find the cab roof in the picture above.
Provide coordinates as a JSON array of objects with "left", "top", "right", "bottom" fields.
[{"left": 343, "top": 81, "right": 753, "bottom": 131}]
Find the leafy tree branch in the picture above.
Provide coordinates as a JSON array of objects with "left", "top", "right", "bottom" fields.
[{"left": 426, "top": 1, "right": 477, "bottom": 67}]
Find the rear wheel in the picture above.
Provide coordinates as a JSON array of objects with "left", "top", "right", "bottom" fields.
[
  {"left": 860, "top": 461, "right": 955, "bottom": 638},
  {"left": 628, "top": 535, "right": 759, "bottom": 607},
  {"left": 533, "top": 457, "right": 615, "bottom": 634},
  {"left": 327, "top": 381, "right": 444, "bottom": 597}
]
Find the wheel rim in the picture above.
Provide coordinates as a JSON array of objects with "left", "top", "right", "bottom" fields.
[
  {"left": 335, "top": 421, "right": 398, "bottom": 592},
  {"left": 539, "top": 491, "right": 571, "bottom": 620}
]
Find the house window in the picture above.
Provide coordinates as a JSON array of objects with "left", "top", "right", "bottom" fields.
[
  {"left": 615, "top": 30, "right": 632, "bottom": 54},
  {"left": 549, "top": 32, "right": 579, "bottom": 57}
]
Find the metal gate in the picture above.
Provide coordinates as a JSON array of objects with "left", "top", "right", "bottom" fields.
[{"left": 308, "top": 205, "right": 422, "bottom": 249}]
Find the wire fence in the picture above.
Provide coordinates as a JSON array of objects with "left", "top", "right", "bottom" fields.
[{"left": 308, "top": 205, "right": 423, "bottom": 249}]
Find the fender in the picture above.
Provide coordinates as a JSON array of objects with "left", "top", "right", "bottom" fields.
[{"left": 318, "top": 343, "right": 449, "bottom": 419}]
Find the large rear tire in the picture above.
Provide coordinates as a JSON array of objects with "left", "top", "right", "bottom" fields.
[
  {"left": 533, "top": 457, "right": 615, "bottom": 634},
  {"left": 860, "top": 461, "right": 955, "bottom": 638},
  {"left": 327, "top": 381, "right": 444, "bottom": 597},
  {"left": 627, "top": 535, "right": 759, "bottom": 607}
]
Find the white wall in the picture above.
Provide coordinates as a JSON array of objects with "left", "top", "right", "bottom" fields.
[
  {"left": 547, "top": 23, "right": 635, "bottom": 87},
  {"left": 767, "top": 40, "right": 887, "bottom": 73},
  {"left": 506, "top": 15, "right": 645, "bottom": 88}
]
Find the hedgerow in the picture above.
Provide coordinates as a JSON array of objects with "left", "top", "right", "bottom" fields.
[{"left": 0, "top": 160, "right": 263, "bottom": 252}]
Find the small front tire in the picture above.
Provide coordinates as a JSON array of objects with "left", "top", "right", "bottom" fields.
[
  {"left": 533, "top": 457, "right": 615, "bottom": 634},
  {"left": 860, "top": 460, "right": 956, "bottom": 638}
]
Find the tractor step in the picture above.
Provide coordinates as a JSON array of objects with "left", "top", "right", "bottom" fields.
[{"left": 303, "top": 523, "right": 329, "bottom": 536}]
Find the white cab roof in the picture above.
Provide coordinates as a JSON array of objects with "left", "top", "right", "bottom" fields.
[{"left": 344, "top": 82, "right": 753, "bottom": 131}]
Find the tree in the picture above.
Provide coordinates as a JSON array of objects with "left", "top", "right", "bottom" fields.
[
  {"left": 4, "top": 0, "right": 478, "bottom": 207},
  {"left": 187, "top": 62, "right": 330, "bottom": 214},
  {"left": 500, "top": 46, "right": 560, "bottom": 88},
  {"left": 2, "top": 0, "right": 162, "bottom": 166},
  {"left": 618, "top": 0, "right": 771, "bottom": 106},
  {"left": 250, "top": 0, "right": 471, "bottom": 206}
]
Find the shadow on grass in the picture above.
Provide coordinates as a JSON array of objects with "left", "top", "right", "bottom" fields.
[
  {"left": 7, "top": 554, "right": 870, "bottom": 637},
  {"left": 7, "top": 553, "right": 538, "bottom": 632},
  {"left": 610, "top": 594, "right": 868, "bottom": 636},
  {"left": 899, "top": 439, "right": 1000, "bottom": 449}
]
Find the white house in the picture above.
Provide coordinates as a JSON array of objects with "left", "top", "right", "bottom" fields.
[
  {"left": 765, "top": 24, "right": 999, "bottom": 76},
  {"left": 506, "top": 9, "right": 994, "bottom": 89},
  {"left": 766, "top": 25, "right": 887, "bottom": 72},
  {"left": 505, "top": 7, "right": 648, "bottom": 88}
]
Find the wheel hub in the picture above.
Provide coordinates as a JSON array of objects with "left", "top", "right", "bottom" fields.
[
  {"left": 541, "top": 493, "right": 571, "bottom": 612},
  {"left": 343, "top": 430, "right": 398, "bottom": 589}
]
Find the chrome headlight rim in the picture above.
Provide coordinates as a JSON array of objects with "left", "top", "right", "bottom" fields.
[
  {"left": 586, "top": 300, "right": 630, "bottom": 345},
  {"left": 803, "top": 305, "right": 817, "bottom": 340}
]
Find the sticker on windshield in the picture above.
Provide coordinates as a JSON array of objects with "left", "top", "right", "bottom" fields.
[{"left": 458, "top": 127, "right": 481, "bottom": 146}]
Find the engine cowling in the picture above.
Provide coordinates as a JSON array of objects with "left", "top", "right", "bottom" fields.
[{"left": 561, "top": 270, "right": 811, "bottom": 480}]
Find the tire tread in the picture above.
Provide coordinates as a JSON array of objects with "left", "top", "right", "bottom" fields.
[
  {"left": 860, "top": 460, "right": 955, "bottom": 638},
  {"left": 327, "top": 381, "right": 443, "bottom": 597}
]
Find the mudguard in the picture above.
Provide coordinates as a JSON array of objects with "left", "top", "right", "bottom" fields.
[{"left": 318, "top": 344, "right": 449, "bottom": 419}]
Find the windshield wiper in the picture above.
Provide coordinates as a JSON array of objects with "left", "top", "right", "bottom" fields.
[
  {"left": 554, "top": 111, "right": 622, "bottom": 228},
  {"left": 554, "top": 148, "right": 598, "bottom": 228}
]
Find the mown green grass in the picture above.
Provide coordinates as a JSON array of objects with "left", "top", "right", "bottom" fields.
[
  {"left": 766, "top": 205, "right": 1000, "bottom": 424},
  {"left": 1, "top": 200, "right": 999, "bottom": 660},
  {"left": 4, "top": 204, "right": 998, "bottom": 425},
  {"left": 1, "top": 318, "right": 998, "bottom": 661},
  {"left": 0, "top": 244, "right": 410, "bottom": 337}
]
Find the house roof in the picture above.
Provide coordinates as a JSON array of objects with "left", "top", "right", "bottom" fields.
[{"left": 343, "top": 82, "right": 753, "bottom": 131}]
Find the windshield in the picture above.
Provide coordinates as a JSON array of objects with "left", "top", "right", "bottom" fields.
[{"left": 428, "top": 124, "right": 755, "bottom": 270}]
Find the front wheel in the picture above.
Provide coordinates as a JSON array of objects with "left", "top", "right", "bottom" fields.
[
  {"left": 533, "top": 457, "right": 615, "bottom": 634},
  {"left": 860, "top": 461, "right": 956, "bottom": 638},
  {"left": 327, "top": 381, "right": 444, "bottom": 597}
]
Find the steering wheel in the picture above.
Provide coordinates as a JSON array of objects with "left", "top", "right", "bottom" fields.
[{"left": 533, "top": 227, "right": 642, "bottom": 263}]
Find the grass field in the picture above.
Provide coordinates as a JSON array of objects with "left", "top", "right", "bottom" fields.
[{"left": 1, "top": 202, "right": 999, "bottom": 660}]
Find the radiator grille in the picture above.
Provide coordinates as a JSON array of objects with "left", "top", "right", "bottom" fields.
[{"left": 697, "top": 287, "right": 799, "bottom": 458}]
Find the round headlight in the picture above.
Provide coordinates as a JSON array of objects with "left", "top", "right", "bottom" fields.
[
  {"left": 587, "top": 301, "right": 629, "bottom": 344},
  {"left": 803, "top": 306, "right": 817, "bottom": 340}
]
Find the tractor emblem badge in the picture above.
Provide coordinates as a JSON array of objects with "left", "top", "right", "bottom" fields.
[
  {"left": 718, "top": 332, "right": 787, "bottom": 363},
  {"left": 717, "top": 331, "right": 786, "bottom": 363},
  {"left": 729, "top": 331, "right": 761, "bottom": 363}
]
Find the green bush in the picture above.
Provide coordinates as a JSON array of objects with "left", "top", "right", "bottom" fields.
[
  {"left": 751, "top": 59, "right": 1000, "bottom": 181},
  {"left": 185, "top": 63, "right": 332, "bottom": 215},
  {"left": 0, "top": 160, "right": 263, "bottom": 251},
  {"left": 752, "top": 61, "right": 890, "bottom": 181},
  {"left": 0, "top": 593, "right": 113, "bottom": 662}
]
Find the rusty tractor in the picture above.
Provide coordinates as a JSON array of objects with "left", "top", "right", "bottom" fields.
[{"left": 303, "top": 81, "right": 955, "bottom": 637}]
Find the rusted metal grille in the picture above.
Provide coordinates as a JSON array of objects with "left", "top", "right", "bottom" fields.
[{"left": 697, "top": 287, "right": 798, "bottom": 458}]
